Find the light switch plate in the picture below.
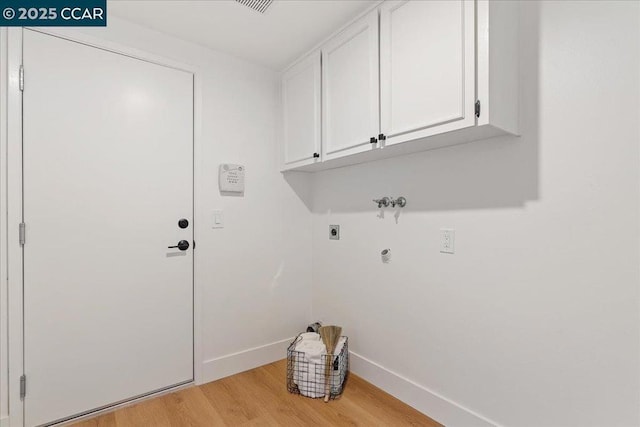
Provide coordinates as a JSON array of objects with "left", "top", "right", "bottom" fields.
[
  {"left": 212, "top": 210, "right": 224, "bottom": 228},
  {"left": 440, "top": 228, "right": 455, "bottom": 254}
]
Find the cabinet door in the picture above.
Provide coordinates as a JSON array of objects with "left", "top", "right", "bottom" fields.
[
  {"left": 282, "top": 52, "right": 321, "bottom": 169},
  {"left": 380, "top": 0, "right": 476, "bottom": 146},
  {"left": 322, "top": 10, "right": 379, "bottom": 161}
]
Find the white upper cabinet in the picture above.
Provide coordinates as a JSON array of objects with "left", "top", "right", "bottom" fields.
[
  {"left": 321, "top": 9, "right": 379, "bottom": 161},
  {"left": 282, "top": 51, "right": 321, "bottom": 169},
  {"left": 380, "top": 0, "right": 476, "bottom": 145},
  {"left": 281, "top": 0, "right": 519, "bottom": 172}
]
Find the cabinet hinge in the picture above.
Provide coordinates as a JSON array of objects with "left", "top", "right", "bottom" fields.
[
  {"left": 20, "top": 375, "right": 26, "bottom": 399},
  {"left": 19, "top": 65, "right": 24, "bottom": 91},
  {"left": 19, "top": 222, "right": 25, "bottom": 246},
  {"left": 475, "top": 100, "right": 481, "bottom": 118}
]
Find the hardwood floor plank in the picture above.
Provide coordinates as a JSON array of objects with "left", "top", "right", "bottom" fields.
[
  {"left": 239, "top": 367, "right": 329, "bottom": 426},
  {"left": 345, "top": 375, "right": 441, "bottom": 426},
  {"left": 160, "top": 386, "right": 227, "bottom": 426},
  {"left": 200, "top": 372, "right": 266, "bottom": 425},
  {"left": 72, "top": 412, "right": 117, "bottom": 427},
  {"left": 71, "top": 359, "right": 441, "bottom": 426},
  {"left": 113, "top": 395, "right": 172, "bottom": 427}
]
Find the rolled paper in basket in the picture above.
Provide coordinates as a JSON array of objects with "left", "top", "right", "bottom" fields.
[{"left": 319, "top": 325, "right": 342, "bottom": 402}]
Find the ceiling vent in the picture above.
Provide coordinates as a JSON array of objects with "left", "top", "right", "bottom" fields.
[{"left": 235, "top": 0, "right": 273, "bottom": 14}]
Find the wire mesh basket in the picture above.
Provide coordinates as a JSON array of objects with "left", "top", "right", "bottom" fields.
[{"left": 286, "top": 334, "right": 349, "bottom": 400}]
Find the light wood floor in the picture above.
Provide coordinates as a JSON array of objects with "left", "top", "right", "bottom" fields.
[{"left": 72, "top": 359, "right": 441, "bottom": 426}]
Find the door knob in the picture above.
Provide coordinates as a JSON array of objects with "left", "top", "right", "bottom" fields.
[{"left": 168, "top": 240, "right": 189, "bottom": 251}]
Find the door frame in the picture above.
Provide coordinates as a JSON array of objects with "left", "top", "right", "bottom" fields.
[{"left": 4, "top": 27, "right": 204, "bottom": 427}]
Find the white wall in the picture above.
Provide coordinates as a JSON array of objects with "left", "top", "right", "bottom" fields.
[
  {"left": 67, "top": 17, "right": 315, "bottom": 378},
  {"left": 2, "top": 1, "right": 639, "bottom": 426},
  {"left": 0, "top": 15, "right": 313, "bottom": 419},
  {"left": 311, "top": 1, "right": 640, "bottom": 426}
]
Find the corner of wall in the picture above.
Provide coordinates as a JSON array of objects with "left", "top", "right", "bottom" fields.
[{"left": 199, "top": 337, "right": 293, "bottom": 385}]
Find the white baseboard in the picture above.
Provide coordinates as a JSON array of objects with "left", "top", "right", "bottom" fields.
[
  {"left": 350, "top": 351, "right": 501, "bottom": 427},
  {"left": 200, "top": 337, "right": 293, "bottom": 385},
  {"left": 0, "top": 415, "right": 9, "bottom": 427}
]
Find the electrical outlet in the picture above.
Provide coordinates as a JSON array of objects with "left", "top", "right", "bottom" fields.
[
  {"left": 440, "top": 228, "right": 455, "bottom": 254},
  {"left": 329, "top": 225, "right": 340, "bottom": 240}
]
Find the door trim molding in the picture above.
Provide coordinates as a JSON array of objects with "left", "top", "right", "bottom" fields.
[
  {"left": 5, "top": 27, "right": 203, "bottom": 426},
  {"left": 0, "top": 27, "right": 10, "bottom": 426},
  {"left": 6, "top": 27, "right": 24, "bottom": 427}
]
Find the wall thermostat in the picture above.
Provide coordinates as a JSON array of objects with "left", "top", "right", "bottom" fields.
[{"left": 219, "top": 164, "right": 245, "bottom": 193}]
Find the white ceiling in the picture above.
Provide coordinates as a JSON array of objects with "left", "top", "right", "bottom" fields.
[{"left": 108, "top": 0, "right": 377, "bottom": 70}]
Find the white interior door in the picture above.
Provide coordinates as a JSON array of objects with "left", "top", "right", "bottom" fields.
[
  {"left": 322, "top": 9, "right": 379, "bottom": 161},
  {"left": 22, "top": 30, "right": 194, "bottom": 426},
  {"left": 380, "top": 0, "right": 476, "bottom": 145}
]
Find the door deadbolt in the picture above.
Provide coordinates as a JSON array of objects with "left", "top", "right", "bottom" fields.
[{"left": 178, "top": 218, "right": 189, "bottom": 229}]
